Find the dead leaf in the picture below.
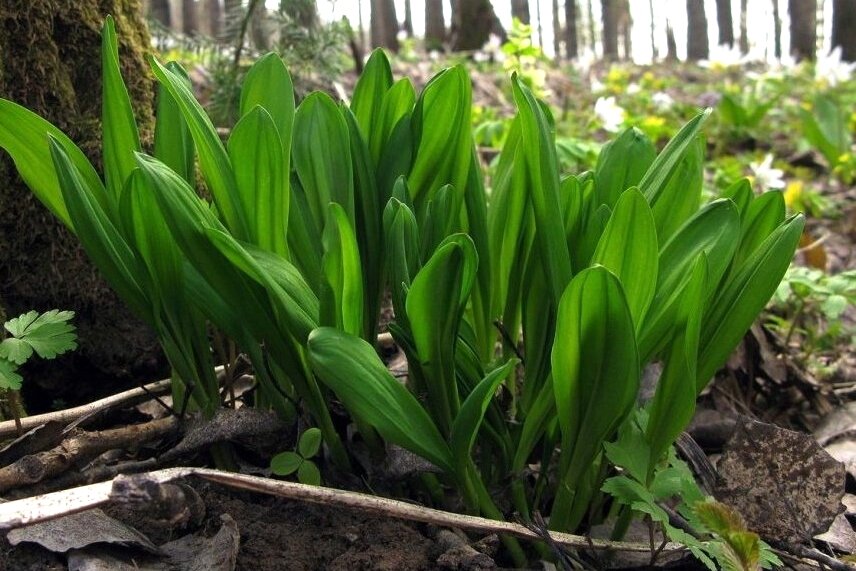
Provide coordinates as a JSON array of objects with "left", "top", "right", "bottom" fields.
[
  {"left": 6, "top": 508, "right": 160, "bottom": 554},
  {"left": 714, "top": 418, "right": 845, "bottom": 544},
  {"left": 815, "top": 513, "right": 856, "bottom": 553},
  {"left": 799, "top": 230, "right": 827, "bottom": 270},
  {"left": 815, "top": 402, "right": 856, "bottom": 446}
]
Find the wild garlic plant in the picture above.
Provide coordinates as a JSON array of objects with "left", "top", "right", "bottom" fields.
[{"left": 0, "top": 17, "right": 803, "bottom": 563}]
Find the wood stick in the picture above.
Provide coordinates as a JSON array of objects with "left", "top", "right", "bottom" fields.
[{"left": 0, "top": 467, "right": 685, "bottom": 555}]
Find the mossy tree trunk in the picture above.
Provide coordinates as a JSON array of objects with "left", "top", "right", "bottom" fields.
[{"left": 0, "top": 0, "right": 163, "bottom": 411}]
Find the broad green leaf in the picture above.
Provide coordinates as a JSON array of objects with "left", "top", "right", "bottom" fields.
[
  {"left": 383, "top": 195, "right": 420, "bottom": 326},
  {"left": 0, "top": 99, "right": 102, "bottom": 227},
  {"left": 298, "top": 427, "right": 323, "bottom": 458},
  {"left": 511, "top": 75, "right": 572, "bottom": 304},
  {"left": 240, "top": 53, "right": 295, "bottom": 150},
  {"left": 293, "top": 92, "right": 354, "bottom": 228},
  {"left": 149, "top": 57, "right": 249, "bottom": 240},
  {"left": 649, "top": 135, "right": 704, "bottom": 244},
  {"left": 0, "top": 359, "right": 23, "bottom": 390},
  {"left": 449, "top": 359, "right": 517, "bottom": 476},
  {"left": 639, "top": 199, "right": 740, "bottom": 361},
  {"left": 371, "top": 78, "right": 415, "bottom": 165},
  {"left": 3, "top": 309, "right": 77, "bottom": 361},
  {"left": 228, "top": 106, "right": 288, "bottom": 256},
  {"left": 640, "top": 109, "right": 710, "bottom": 208},
  {"left": 298, "top": 461, "right": 322, "bottom": 485},
  {"left": 0, "top": 338, "right": 31, "bottom": 365},
  {"left": 321, "top": 203, "right": 364, "bottom": 337},
  {"left": 154, "top": 62, "right": 195, "bottom": 184},
  {"left": 50, "top": 139, "right": 149, "bottom": 318},
  {"left": 646, "top": 255, "right": 707, "bottom": 467},
  {"left": 734, "top": 190, "right": 785, "bottom": 268},
  {"left": 698, "top": 214, "right": 804, "bottom": 387},
  {"left": 409, "top": 66, "right": 472, "bottom": 207},
  {"left": 551, "top": 266, "right": 639, "bottom": 528},
  {"left": 308, "top": 327, "right": 453, "bottom": 473},
  {"left": 406, "top": 234, "right": 477, "bottom": 434},
  {"left": 721, "top": 178, "right": 753, "bottom": 221},
  {"left": 594, "top": 127, "right": 655, "bottom": 209},
  {"left": 101, "top": 16, "right": 141, "bottom": 199},
  {"left": 270, "top": 451, "right": 302, "bottom": 475},
  {"left": 591, "top": 187, "right": 658, "bottom": 330},
  {"left": 350, "top": 49, "right": 393, "bottom": 140}
]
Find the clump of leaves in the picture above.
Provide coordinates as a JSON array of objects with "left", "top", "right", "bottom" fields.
[
  {"left": 0, "top": 310, "right": 77, "bottom": 429},
  {"left": 270, "top": 427, "right": 323, "bottom": 486},
  {"left": 800, "top": 95, "right": 854, "bottom": 184}
]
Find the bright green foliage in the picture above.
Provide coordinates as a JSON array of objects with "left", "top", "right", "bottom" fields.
[
  {"left": 0, "top": 21, "right": 804, "bottom": 566},
  {"left": 0, "top": 310, "right": 77, "bottom": 390},
  {"left": 271, "top": 427, "right": 323, "bottom": 486},
  {"left": 800, "top": 94, "right": 853, "bottom": 182}
]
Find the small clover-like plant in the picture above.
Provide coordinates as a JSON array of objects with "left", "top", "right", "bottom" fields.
[
  {"left": 0, "top": 310, "right": 77, "bottom": 430},
  {"left": 270, "top": 427, "right": 323, "bottom": 486}
]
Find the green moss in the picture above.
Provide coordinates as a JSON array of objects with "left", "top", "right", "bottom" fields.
[{"left": 0, "top": 1, "right": 163, "bottom": 408}]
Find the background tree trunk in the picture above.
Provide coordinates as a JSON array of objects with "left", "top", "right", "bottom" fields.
[
  {"left": 403, "top": 0, "right": 414, "bottom": 36},
  {"left": 199, "top": 0, "right": 222, "bottom": 37},
  {"left": 168, "top": 0, "right": 184, "bottom": 32},
  {"left": 182, "top": 0, "right": 198, "bottom": 35},
  {"left": 715, "top": 0, "right": 733, "bottom": 47},
  {"left": 511, "top": 0, "right": 530, "bottom": 24},
  {"left": 148, "top": 0, "right": 171, "bottom": 27},
  {"left": 601, "top": 0, "right": 618, "bottom": 59},
  {"left": 552, "top": 0, "right": 561, "bottom": 57},
  {"left": 371, "top": 0, "right": 399, "bottom": 50},
  {"left": 452, "top": 0, "right": 504, "bottom": 51},
  {"left": 788, "top": 0, "right": 816, "bottom": 61},
  {"left": 587, "top": 0, "right": 596, "bottom": 53},
  {"left": 564, "top": 0, "right": 577, "bottom": 58},
  {"left": 686, "top": 0, "right": 709, "bottom": 60},
  {"left": 425, "top": 0, "right": 446, "bottom": 49},
  {"left": 0, "top": 0, "right": 162, "bottom": 411},
  {"left": 223, "top": 0, "right": 241, "bottom": 39},
  {"left": 831, "top": 0, "right": 856, "bottom": 61},
  {"left": 772, "top": 0, "right": 782, "bottom": 59},
  {"left": 619, "top": 0, "right": 631, "bottom": 60},
  {"left": 666, "top": 20, "right": 678, "bottom": 60},
  {"left": 739, "top": 0, "right": 748, "bottom": 53}
]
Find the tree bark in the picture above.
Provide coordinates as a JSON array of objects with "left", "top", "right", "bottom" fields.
[
  {"left": 148, "top": 0, "right": 171, "bottom": 27},
  {"left": 168, "top": 0, "right": 184, "bottom": 32},
  {"left": 772, "top": 0, "right": 782, "bottom": 59},
  {"left": 0, "top": 0, "right": 161, "bottom": 410},
  {"left": 403, "top": 0, "right": 414, "bottom": 36},
  {"left": 649, "top": 0, "right": 657, "bottom": 59},
  {"left": 371, "top": 0, "right": 399, "bottom": 50},
  {"left": 788, "top": 0, "right": 816, "bottom": 61},
  {"left": 739, "top": 0, "right": 748, "bottom": 53},
  {"left": 511, "top": 0, "right": 530, "bottom": 24},
  {"left": 686, "top": 0, "right": 709, "bottom": 60},
  {"left": 587, "top": 0, "right": 596, "bottom": 53},
  {"left": 564, "top": 0, "right": 578, "bottom": 58},
  {"left": 831, "top": 0, "right": 856, "bottom": 61},
  {"left": 452, "top": 0, "right": 505, "bottom": 51},
  {"left": 200, "top": 0, "right": 223, "bottom": 37},
  {"left": 666, "top": 20, "right": 678, "bottom": 60},
  {"left": 601, "top": 0, "right": 619, "bottom": 59},
  {"left": 553, "top": 0, "right": 561, "bottom": 57},
  {"left": 715, "top": 0, "right": 733, "bottom": 47},
  {"left": 182, "top": 0, "right": 198, "bottom": 35},
  {"left": 619, "top": 0, "right": 631, "bottom": 60},
  {"left": 425, "top": 0, "right": 446, "bottom": 49}
]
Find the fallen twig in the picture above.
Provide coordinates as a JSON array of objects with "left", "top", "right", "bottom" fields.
[{"left": 0, "top": 467, "right": 684, "bottom": 555}]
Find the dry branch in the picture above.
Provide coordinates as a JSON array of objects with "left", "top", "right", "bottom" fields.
[{"left": 0, "top": 467, "right": 685, "bottom": 556}]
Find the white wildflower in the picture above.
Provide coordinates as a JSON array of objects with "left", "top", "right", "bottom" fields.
[
  {"left": 652, "top": 92, "right": 674, "bottom": 110},
  {"left": 594, "top": 96, "right": 626, "bottom": 133},
  {"left": 627, "top": 82, "right": 641, "bottom": 95},
  {"left": 816, "top": 47, "right": 855, "bottom": 86},
  {"left": 750, "top": 153, "right": 786, "bottom": 191},
  {"left": 590, "top": 77, "right": 605, "bottom": 93}
]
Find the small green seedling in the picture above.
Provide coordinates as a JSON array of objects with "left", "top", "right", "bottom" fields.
[
  {"left": 270, "top": 427, "right": 323, "bottom": 486},
  {"left": 0, "top": 310, "right": 77, "bottom": 431}
]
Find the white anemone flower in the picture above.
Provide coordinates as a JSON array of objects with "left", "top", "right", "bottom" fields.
[
  {"left": 816, "top": 47, "right": 855, "bottom": 86},
  {"left": 652, "top": 92, "right": 674, "bottom": 110},
  {"left": 750, "top": 154, "right": 786, "bottom": 192},
  {"left": 594, "top": 96, "right": 626, "bottom": 132}
]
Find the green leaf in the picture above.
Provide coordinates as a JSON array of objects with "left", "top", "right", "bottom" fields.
[
  {"left": 298, "top": 460, "right": 322, "bottom": 486},
  {"left": 240, "top": 53, "right": 295, "bottom": 148},
  {"left": 649, "top": 135, "right": 704, "bottom": 244},
  {"left": 640, "top": 109, "right": 710, "bottom": 208},
  {"left": 350, "top": 49, "right": 393, "bottom": 141},
  {"left": 0, "top": 338, "right": 32, "bottom": 365},
  {"left": 698, "top": 214, "right": 804, "bottom": 388},
  {"left": 0, "top": 359, "right": 23, "bottom": 390},
  {"left": 270, "top": 451, "right": 303, "bottom": 476},
  {"left": 551, "top": 266, "right": 639, "bottom": 528},
  {"left": 0, "top": 99, "right": 103, "bottom": 228},
  {"left": 298, "top": 427, "right": 323, "bottom": 458},
  {"left": 4, "top": 310, "right": 77, "bottom": 361},
  {"left": 594, "top": 127, "right": 656, "bottom": 209},
  {"left": 591, "top": 187, "right": 658, "bottom": 330},
  {"left": 511, "top": 75, "right": 572, "bottom": 304},
  {"left": 449, "top": 359, "right": 517, "bottom": 477},
  {"left": 149, "top": 57, "right": 249, "bottom": 240},
  {"left": 308, "top": 327, "right": 453, "bottom": 473},
  {"left": 228, "top": 105, "right": 288, "bottom": 256},
  {"left": 154, "top": 62, "right": 195, "bottom": 184},
  {"left": 371, "top": 78, "right": 415, "bottom": 166},
  {"left": 320, "top": 203, "right": 364, "bottom": 337},
  {"left": 101, "top": 16, "right": 141, "bottom": 199},
  {"left": 293, "top": 92, "right": 354, "bottom": 229},
  {"left": 734, "top": 190, "right": 785, "bottom": 268}
]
